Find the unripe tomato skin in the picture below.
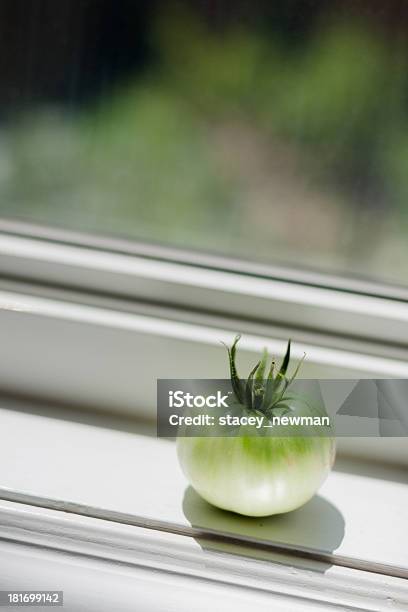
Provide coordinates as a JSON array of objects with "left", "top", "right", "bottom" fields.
[{"left": 177, "top": 434, "right": 335, "bottom": 517}]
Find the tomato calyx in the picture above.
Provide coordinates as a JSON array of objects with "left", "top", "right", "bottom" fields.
[{"left": 223, "top": 335, "right": 306, "bottom": 418}]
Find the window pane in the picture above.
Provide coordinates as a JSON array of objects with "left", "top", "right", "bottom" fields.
[{"left": 1, "top": 1, "right": 408, "bottom": 286}]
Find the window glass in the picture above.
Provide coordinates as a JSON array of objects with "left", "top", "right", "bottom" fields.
[{"left": 1, "top": 1, "right": 408, "bottom": 285}]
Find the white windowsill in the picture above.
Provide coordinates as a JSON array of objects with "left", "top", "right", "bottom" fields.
[
  {"left": 1, "top": 402, "right": 407, "bottom": 609},
  {"left": 0, "top": 404, "right": 407, "bottom": 569},
  {"left": 2, "top": 500, "right": 407, "bottom": 612}
]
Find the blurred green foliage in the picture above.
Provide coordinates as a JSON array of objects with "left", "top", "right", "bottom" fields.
[{"left": 1, "top": 8, "right": 408, "bottom": 281}]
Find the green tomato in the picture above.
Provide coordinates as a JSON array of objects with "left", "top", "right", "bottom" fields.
[
  {"left": 177, "top": 431, "right": 335, "bottom": 517},
  {"left": 177, "top": 336, "right": 335, "bottom": 517}
]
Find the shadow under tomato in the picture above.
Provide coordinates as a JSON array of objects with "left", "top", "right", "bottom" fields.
[{"left": 182, "top": 486, "right": 345, "bottom": 573}]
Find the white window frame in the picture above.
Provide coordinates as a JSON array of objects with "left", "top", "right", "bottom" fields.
[
  {"left": 0, "top": 219, "right": 408, "bottom": 609},
  {"left": 1, "top": 218, "right": 408, "bottom": 348},
  {"left": 1, "top": 219, "right": 408, "bottom": 463}
]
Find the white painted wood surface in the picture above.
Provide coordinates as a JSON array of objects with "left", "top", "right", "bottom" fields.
[
  {"left": 1, "top": 539, "right": 309, "bottom": 612},
  {"left": 0, "top": 406, "right": 406, "bottom": 572},
  {"left": 1, "top": 500, "right": 407, "bottom": 612}
]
